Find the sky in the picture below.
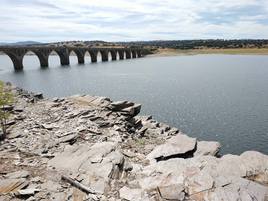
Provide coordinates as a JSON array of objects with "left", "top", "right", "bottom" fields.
[{"left": 0, "top": 0, "right": 268, "bottom": 42}]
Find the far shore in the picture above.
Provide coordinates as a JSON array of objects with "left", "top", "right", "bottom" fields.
[{"left": 149, "top": 48, "right": 268, "bottom": 57}]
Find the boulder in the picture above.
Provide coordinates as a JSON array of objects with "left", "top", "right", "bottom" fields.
[
  {"left": 240, "top": 151, "right": 268, "bottom": 179},
  {"left": 139, "top": 158, "right": 188, "bottom": 190},
  {"left": 194, "top": 141, "right": 221, "bottom": 157},
  {"left": 201, "top": 178, "right": 268, "bottom": 201},
  {"left": 186, "top": 170, "right": 214, "bottom": 195},
  {"left": 147, "top": 134, "right": 197, "bottom": 161}
]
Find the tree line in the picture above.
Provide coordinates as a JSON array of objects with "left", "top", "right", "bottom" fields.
[{"left": 117, "top": 39, "right": 268, "bottom": 49}]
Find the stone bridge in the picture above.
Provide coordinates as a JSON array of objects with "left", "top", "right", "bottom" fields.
[{"left": 0, "top": 46, "right": 145, "bottom": 71}]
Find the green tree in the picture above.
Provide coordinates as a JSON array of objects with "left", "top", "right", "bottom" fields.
[{"left": 0, "top": 81, "right": 14, "bottom": 140}]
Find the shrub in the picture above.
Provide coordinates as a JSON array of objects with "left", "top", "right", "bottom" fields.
[{"left": 0, "top": 81, "right": 14, "bottom": 140}]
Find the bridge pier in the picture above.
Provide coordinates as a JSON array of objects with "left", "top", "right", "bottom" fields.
[
  {"left": 110, "top": 50, "right": 117, "bottom": 61},
  {"left": 125, "top": 50, "right": 131, "bottom": 59},
  {"left": 137, "top": 50, "right": 142, "bottom": 58},
  {"left": 100, "top": 50, "right": 109, "bottom": 62},
  {"left": 131, "top": 51, "right": 137, "bottom": 58},
  {"left": 55, "top": 48, "right": 70, "bottom": 66},
  {"left": 72, "top": 49, "right": 86, "bottom": 64},
  {"left": 88, "top": 50, "right": 98, "bottom": 63},
  {"left": 33, "top": 49, "right": 51, "bottom": 68},
  {"left": 10, "top": 55, "right": 24, "bottom": 71},
  {"left": 118, "top": 50, "right": 124, "bottom": 60}
]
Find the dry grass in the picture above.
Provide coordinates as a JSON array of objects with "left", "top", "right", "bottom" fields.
[{"left": 150, "top": 48, "right": 268, "bottom": 57}]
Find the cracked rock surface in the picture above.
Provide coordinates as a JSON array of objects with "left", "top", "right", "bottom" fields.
[{"left": 0, "top": 84, "right": 268, "bottom": 201}]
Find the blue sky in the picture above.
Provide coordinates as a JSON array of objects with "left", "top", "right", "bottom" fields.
[{"left": 0, "top": 0, "right": 268, "bottom": 42}]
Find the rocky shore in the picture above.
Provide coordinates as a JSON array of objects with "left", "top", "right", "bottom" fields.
[{"left": 0, "top": 85, "right": 268, "bottom": 201}]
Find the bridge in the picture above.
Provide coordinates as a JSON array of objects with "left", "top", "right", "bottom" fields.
[{"left": 0, "top": 46, "right": 145, "bottom": 71}]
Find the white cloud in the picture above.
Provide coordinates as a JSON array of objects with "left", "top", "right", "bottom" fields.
[{"left": 0, "top": 0, "right": 267, "bottom": 42}]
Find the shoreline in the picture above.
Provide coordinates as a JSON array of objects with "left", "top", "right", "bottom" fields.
[
  {"left": 0, "top": 84, "right": 268, "bottom": 200},
  {"left": 148, "top": 47, "right": 268, "bottom": 57}
]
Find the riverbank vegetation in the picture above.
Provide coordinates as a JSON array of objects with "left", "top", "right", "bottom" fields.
[{"left": 0, "top": 81, "right": 14, "bottom": 140}]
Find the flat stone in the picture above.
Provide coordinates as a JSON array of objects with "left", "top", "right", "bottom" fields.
[
  {"left": 6, "top": 170, "right": 30, "bottom": 179},
  {"left": 240, "top": 151, "right": 268, "bottom": 178},
  {"left": 194, "top": 141, "right": 221, "bottom": 157},
  {"left": 216, "top": 154, "right": 248, "bottom": 178},
  {"left": 1, "top": 105, "right": 14, "bottom": 111},
  {"left": 110, "top": 101, "right": 134, "bottom": 111},
  {"left": 0, "top": 129, "right": 4, "bottom": 140},
  {"left": 202, "top": 178, "right": 268, "bottom": 201},
  {"left": 186, "top": 170, "right": 214, "bottom": 195},
  {"left": 147, "top": 134, "right": 197, "bottom": 161},
  {"left": 119, "top": 186, "right": 145, "bottom": 201},
  {"left": 33, "top": 93, "right": 43, "bottom": 99},
  {"left": 48, "top": 142, "right": 126, "bottom": 195},
  {"left": 7, "top": 131, "right": 22, "bottom": 139},
  {"left": 14, "top": 107, "right": 24, "bottom": 112},
  {"left": 6, "top": 120, "right": 16, "bottom": 126},
  {"left": 41, "top": 124, "right": 54, "bottom": 130},
  {"left": 90, "top": 96, "right": 111, "bottom": 107},
  {"left": 48, "top": 142, "right": 116, "bottom": 172},
  {"left": 139, "top": 158, "right": 187, "bottom": 190},
  {"left": 0, "top": 179, "right": 28, "bottom": 194},
  {"left": 121, "top": 104, "right": 141, "bottom": 116},
  {"left": 17, "top": 188, "right": 39, "bottom": 196},
  {"left": 158, "top": 184, "right": 185, "bottom": 200}
]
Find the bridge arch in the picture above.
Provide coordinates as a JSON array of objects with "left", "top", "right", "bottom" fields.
[
  {"left": 22, "top": 51, "right": 42, "bottom": 69},
  {"left": 69, "top": 49, "right": 85, "bottom": 65},
  {"left": 108, "top": 51, "right": 112, "bottom": 61},
  {"left": 116, "top": 51, "right": 120, "bottom": 60},
  {"left": 48, "top": 50, "right": 61, "bottom": 67},
  {"left": 84, "top": 51, "right": 92, "bottom": 64},
  {"left": 2, "top": 50, "right": 27, "bottom": 71},
  {"left": 96, "top": 51, "right": 102, "bottom": 63},
  {"left": 69, "top": 50, "right": 79, "bottom": 65},
  {"left": 0, "top": 51, "right": 16, "bottom": 70}
]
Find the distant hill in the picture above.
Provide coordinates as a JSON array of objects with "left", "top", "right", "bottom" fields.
[{"left": 0, "top": 41, "right": 42, "bottom": 46}]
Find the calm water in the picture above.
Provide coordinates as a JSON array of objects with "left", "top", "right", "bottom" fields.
[{"left": 0, "top": 54, "right": 267, "bottom": 155}]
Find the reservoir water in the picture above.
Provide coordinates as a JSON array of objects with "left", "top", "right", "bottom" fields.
[{"left": 0, "top": 54, "right": 267, "bottom": 155}]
